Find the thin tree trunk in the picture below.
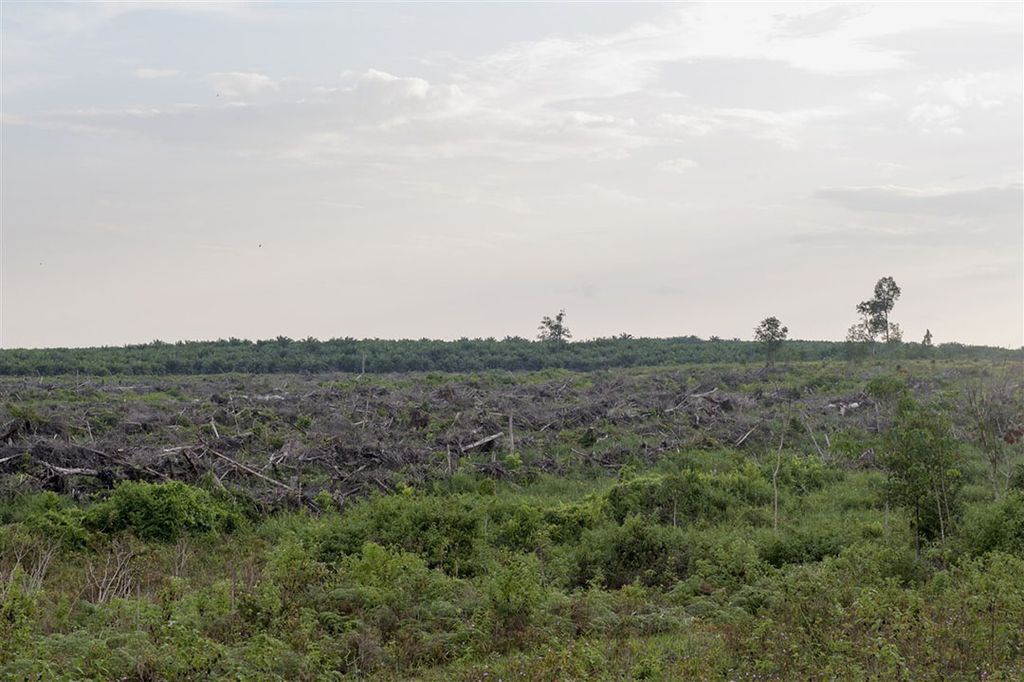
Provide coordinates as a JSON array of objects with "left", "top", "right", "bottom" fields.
[
  {"left": 914, "top": 499, "right": 921, "bottom": 559},
  {"left": 773, "top": 435, "right": 784, "bottom": 532},
  {"left": 508, "top": 414, "right": 515, "bottom": 454}
]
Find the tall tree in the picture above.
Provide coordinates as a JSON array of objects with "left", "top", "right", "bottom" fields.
[
  {"left": 922, "top": 329, "right": 933, "bottom": 347},
  {"left": 754, "top": 316, "right": 788, "bottom": 366},
  {"left": 856, "top": 276, "right": 901, "bottom": 342},
  {"left": 537, "top": 310, "right": 572, "bottom": 342}
]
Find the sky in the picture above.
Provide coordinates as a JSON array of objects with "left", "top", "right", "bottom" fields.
[{"left": 1, "top": 2, "right": 1021, "bottom": 349}]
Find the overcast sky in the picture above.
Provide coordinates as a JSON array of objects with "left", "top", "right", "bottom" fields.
[{"left": 2, "top": 2, "right": 1021, "bottom": 349}]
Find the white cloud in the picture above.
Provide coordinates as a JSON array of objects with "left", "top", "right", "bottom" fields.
[
  {"left": 916, "top": 72, "right": 1008, "bottom": 109},
  {"left": 352, "top": 69, "right": 432, "bottom": 99},
  {"left": 657, "top": 105, "right": 845, "bottom": 148},
  {"left": 908, "top": 103, "right": 963, "bottom": 135},
  {"left": 658, "top": 158, "right": 698, "bottom": 174},
  {"left": 205, "top": 71, "right": 278, "bottom": 97},
  {"left": 863, "top": 90, "right": 894, "bottom": 104},
  {"left": 134, "top": 68, "right": 178, "bottom": 79},
  {"left": 907, "top": 71, "right": 1017, "bottom": 135},
  {"left": 816, "top": 184, "right": 1023, "bottom": 215}
]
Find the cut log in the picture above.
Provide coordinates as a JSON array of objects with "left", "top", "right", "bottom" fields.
[{"left": 461, "top": 432, "right": 503, "bottom": 453}]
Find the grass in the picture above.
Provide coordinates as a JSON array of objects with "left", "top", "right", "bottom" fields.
[{"left": 1, "top": 360, "right": 1021, "bottom": 679}]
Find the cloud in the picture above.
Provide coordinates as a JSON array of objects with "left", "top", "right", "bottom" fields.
[
  {"left": 907, "top": 71, "right": 1016, "bottom": 134},
  {"left": 205, "top": 71, "right": 278, "bottom": 97},
  {"left": 815, "top": 184, "right": 1023, "bottom": 216},
  {"left": 134, "top": 68, "right": 178, "bottom": 79},
  {"left": 658, "top": 158, "right": 698, "bottom": 174},
  {"left": 916, "top": 72, "right": 1009, "bottom": 109},
  {"left": 352, "top": 69, "right": 432, "bottom": 99},
  {"left": 658, "top": 105, "right": 845, "bottom": 148},
  {"left": 908, "top": 103, "right": 963, "bottom": 135}
]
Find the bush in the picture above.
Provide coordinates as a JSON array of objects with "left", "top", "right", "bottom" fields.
[
  {"left": 317, "top": 494, "right": 484, "bottom": 577},
  {"left": 957, "top": 491, "right": 1024, "bottom": 558},
  {"left": 482, "top": 553, "right": 547, "bottom": 643},
  {"left": 865, "top": 374, "right": 909, "bottom": 403},
  {"left": 542, "top": 502, "right": 600, "bottom": 545},
  {"left": 759, "top": 526, "right": 849, "bottom": 568},
  {"left": 765, "top": 455, "right": 841, "bottom": 494},
  {"left": 603, "top": 466, "right": 770, "bottom": 527},
  {"left": 573, "top": 517, "right": 689, "bottom": 588},
  {"left": 327, "top": 543, "right": 474, "bottom": 671},
  {"left": 3, "top": 492, "right": 89, "bottom": 548},
  {"left": 84, "top": 481, "right": 245, "bottom": 542}
]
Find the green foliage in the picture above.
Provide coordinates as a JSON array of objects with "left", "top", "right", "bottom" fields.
[
  {"left": 1, "top": 491, "right": 89, "bottom": 548},
  {"left": 537, "top": 309, "right": 572, "bottom": 342},
  {"left": 753, "top": 316, "right": 788, "bottom": 365},
  {"left": 482, "top": 553, "right": 547, "bottom": 642},
  {"left": 882, "top": 397, "right": 965, "bottom": 546},
  {"left": 764, "top": 454, "right": 841, "bottom": 494},
  {"left": 758, "top": 525, "right": 849, "bottom": 567},
  {"left": 2, "top": 361, "right": 1023, "bottom": 679},
  {"left": 572, "top": 516, "right": 689, "bottom": 588},
  {"left": 0, "top": 335, "right": 1016, "bottom": 375},
  {"left": 603, "top": 466, "right": 770, "bottom": 526},
  {"left": 84, "top": 481, "right": 247, "bottom": 542},
  {"left": 0, "top": 567, "right": 37, "bottom": 664},
  {"left": 866, "top": 374, "right": 910, "bottom": 404},
  {"left": 957, "top": 491, "right": 1024, "bottom": 558},
  {"left": 856, "top": 275, "right": 901, "bottom": 343},
  {"left": 1011, "top": 462, "right": 1024, "bottom": 491},
  {"left": 317, "top": 494, "right": 485, "bottom": 576}
]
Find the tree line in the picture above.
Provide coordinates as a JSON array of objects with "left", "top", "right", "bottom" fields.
[
  {"left": 1, "top": 276, "right": 1017, "bottom": 376},
  {"left": 753, "top": 276, "right": 954, "bottom": 365},
  {"left": 0, "top": 334, "right": 1016, "bottom": 376}
]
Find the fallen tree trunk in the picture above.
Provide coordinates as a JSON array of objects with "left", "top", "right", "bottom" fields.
[
  {"left": 205, "top": 447, "right": 297, "bottom": 493},
  {"left": 460, "top": 432, "right": 503, "bottom": 453}
]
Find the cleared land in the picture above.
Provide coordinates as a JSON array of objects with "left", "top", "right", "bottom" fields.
[{"left": 1, "top": 359, "right": 1022, "bottom": 679}]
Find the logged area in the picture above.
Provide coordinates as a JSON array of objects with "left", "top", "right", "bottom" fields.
[{"left": 2, "top": 359, "right": 1023, "bottom": 680}]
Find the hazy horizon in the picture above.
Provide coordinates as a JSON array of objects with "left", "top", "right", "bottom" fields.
[
  {"left": 2, "top": 2, "right": 1022, "bottom": 349},
  {"left": 2, "top": 329, "right": 1020, "bottom": 353}
]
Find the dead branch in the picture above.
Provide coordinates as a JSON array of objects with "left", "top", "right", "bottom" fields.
[
  {"left": 734, "top": 422, "right": 761, "bottom": 447},
  {"left": 45, "top": 462, "right": 100, "bottom": 477},
  {"left": 460, "top": 432, "right": 503, "bottom": 453},
  {"left": 205, "top": 447, "right": 297, "bottom": 493}
]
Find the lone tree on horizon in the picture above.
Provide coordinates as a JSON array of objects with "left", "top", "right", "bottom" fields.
[
  {"left": 538, "top": 310, "right": 572, "bottom": 342},
  {"left": 754, "top": 316, "right": 788, "bottom": 366},
  {"left": 856, "top": 276, "right": 901, "bottom": 343}
]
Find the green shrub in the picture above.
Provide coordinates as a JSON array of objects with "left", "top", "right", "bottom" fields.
[
  {"left": 865, "top": 374, "right": 909, "bottom": 403},
  {"left": 2, "top": 491, "right": 89, "bottom": 548},
  {"left": 0, "top": 567, "right": 37, "bottom": 664},
  {"left": 328, "top": 543, "right": 474, "bottom": 671},
  {"left": 84, "top": 481, "right": 245, "bottom": 542},
  {"left": 603, "top": 466, "right": 770, "bottom": 526},
  {"left": 543, "top": 502, "right": 600, "bottom": 545},
  {"left": 573, "top": 517, "right": 689, "bottom": 588},
  {"left": 1009, "top": 462, "right": 1024, "bottom": 491},
  {"left": 488, "top": 502, "right": 545, "bottom": 552},
  {"left": 759, "top": 526, "right": 849, "bottom": 568},
  {"left": 765, "top": 455, "right": 841, "bottom": 494},
  {"left": 317, "top": 494, "right": 484, "bottom": 576},
  {"left": 482, "top": 553, "right": 547, "bottom": 642},
  {"left": 957, "top": 491, "right": 1024, "bottom": 558}
]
